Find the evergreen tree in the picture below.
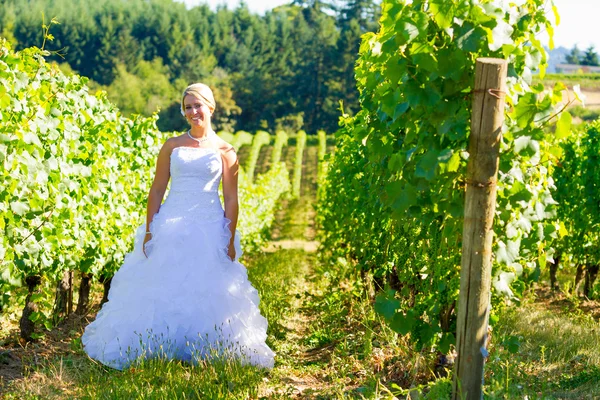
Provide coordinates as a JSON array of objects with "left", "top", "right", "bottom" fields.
[
  {"left": 2, "top": 0, "right": 372, "bottom": 133},
  {"left": 335, "top": 0, "right": 380, "bottom": 116},
  {"left": 565, "top": 45, "right": 581, "bottom": 64},
  {"left": 581, "top": 45, "right": 599, "bottom": 66}
]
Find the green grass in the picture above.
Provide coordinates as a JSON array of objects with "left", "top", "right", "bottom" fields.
[
  {"left": 2, "top": 347, "right": 267, "bottom": 399},
  {"left": 534, "top": 73, "right": 600, "bottom": 90},
  {"left": 485, "top": 298, "right": 600, "bottom": 399},
  {"left": 569, "top": 105, "right": 600, "bottom": 122}
]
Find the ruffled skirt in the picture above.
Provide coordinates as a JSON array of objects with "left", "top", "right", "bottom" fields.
[{"left": 81, "top": 204, "right": 275, "bottom": 370}]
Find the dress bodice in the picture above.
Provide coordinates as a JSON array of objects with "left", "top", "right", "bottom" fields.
[
  {"left": 159, "top": 146, "right": 224, "bottom": 221},
  {"left": 169, "top": 146, "right": 222, "bottom": 193}
]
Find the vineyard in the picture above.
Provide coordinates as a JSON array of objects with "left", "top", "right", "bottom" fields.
[{"left": 2, "top": 0, "right": 600, "bottom": 398}]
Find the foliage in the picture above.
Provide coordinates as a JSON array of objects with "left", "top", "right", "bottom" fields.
[
  {"left": 244, "top": 130, "right": 272, "bottom": 184},
  {"left": 565, "top": 45, "right": 600, "bottom": 66},
  {"left": 238, "top": 163, "right": 291, "bottom": 252},
  {"left": 217, "top": 130, "right": 235, "bottom": 144},
  {"left": 552, "top": 120, "right": 600, "bottom": 274},
  {"left": 0, "top": 0, "right": 380, "bottom": 133},
  {"left": 291, "top": 130, "right": 307, "bottom": 199},
  {"left": 270, "top": 130, "right": 289, "bottom": 166},
  {"left": 568, "top": 106, "right": 600, "bottom": 123},
  {"left": 318, "top": 0, "right": 568, "bottom": 350},
  {"left": 581, "top": 46, "right": 600, "bottom": 67},
  {"left": 230, "top": 130, "right": 254, "bottom": 152},
  {"left": 0, "top": 39, "right": 166, "bottom": 315},
  {"left": 565, "top": 45, "right": 581, "bottom": 65},
  {"left": 104, "top": 58, "right": 178, "bottom": 117},
  {"left": 317, "top": 129, "right": 328, "bottom": 182}
]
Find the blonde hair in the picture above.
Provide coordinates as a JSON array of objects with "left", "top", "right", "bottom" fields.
[{"left": 180, "top": 83, "right": 216, "bottom": 116}]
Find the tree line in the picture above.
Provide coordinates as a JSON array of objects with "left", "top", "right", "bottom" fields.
[
  {"left": 0, "top": 0, "right": 380, "bottom": 134},
  {"left": 565, "top": 45, "right": 599, "bottom": 66}
]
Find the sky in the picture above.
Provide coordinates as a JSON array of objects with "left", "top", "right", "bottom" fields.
[{"left": 181, "top": 0, "right": 600, "bottom": 51}]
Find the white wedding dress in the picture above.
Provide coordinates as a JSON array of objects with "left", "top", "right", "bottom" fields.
[{"left": 82, "top": 146, "right": 275, "bottom": 370}]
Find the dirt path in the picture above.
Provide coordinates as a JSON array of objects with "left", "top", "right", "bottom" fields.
[
  {"left": 256, "top": 141, "right": 338, "bottom": 398},
  {"left": 581, "top": 89, "right": 600, "bottom": 107}
]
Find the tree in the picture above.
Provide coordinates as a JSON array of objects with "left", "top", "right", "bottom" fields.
[
  {"left": 106, "top": 58, "right": 176, "bottom": 117},
  {"left": 565, "top": 45, "right": 581, "bottom": 64},
  {"left": 3, "top": 0, "right": 372, "bottom": 133},
  {"left": 581, "top": 45, "right": 599, "bottom": 66},
  {"left": 335, "top": 0, "right": 380, "bottom": 116}
]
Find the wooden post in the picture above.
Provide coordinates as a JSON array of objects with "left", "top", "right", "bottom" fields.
[{"left": 452, "top": 58, "right": 507, "bottom": 400}]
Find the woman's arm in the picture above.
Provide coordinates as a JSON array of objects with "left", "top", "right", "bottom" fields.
[
  {"left": 144, "top": 140, "right": 173, "bottom": 256},
  {"left": 221, "top": 144, "right": 239, "bottom": 260}
]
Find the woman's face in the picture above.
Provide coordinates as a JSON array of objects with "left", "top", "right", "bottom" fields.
[{"left": 183, "top": 94, "right": 212, "bottom": 128}]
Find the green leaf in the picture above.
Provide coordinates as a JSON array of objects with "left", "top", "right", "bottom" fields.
[
  {"left": 446, "top": 151, "right": 461, "bottom": 172},
  {"left": 558, "top": 222, "right": 568, "bottom": 237},
  {"left": 396, "top": 18, "right": 420, "bottom": 46},
  {"left": 438, "top": 48, "right": 466, "bottom": 81},
  {"left": 429, "top": 0, "right": 454, "bottom": 29},
  {"left": 437, "top": 149, "right": 453, "bottom": 163},
  {"left": 416, "top": 150, "right": 439, "bottom": 180},
  {"left": 552, "top": 4, "right": 560, "bottom": 26},
  {"left": 390, "top": 182, "right": 418, "bottom": 213},
  {"left": 514, "top": 93, "right": 538, "bottom": 128},
  {"left": 513, "top": 136, "right": 539, "bottom": 156},
  {"left": 456, "top": 24, "right": 486, "bottom": 52},
  {"left": 412, "top": 52, "right": 438, "bottom": 73},
  {"left": 29, "top": 311, "right": 41, "bottom": 322},
  {"left": 389, "top": 310, "right": 416, "bottom": 335},
  {"left": 10, "top": 201, "right": 30, "bottom": 216},
  {"left": 438, "top": 332, "right": 455, "bottom": 354},
  {"left": 393, "top": 102, "right": 409, "bottom": 121},
  {"left": 374, "top": 291, "right": 400, "bottom": 320},
  {"left": 496, "top": 240, "right": 520, "bottom": 265},
  {"left": 502, "top": 335, "right": 521, "bottom": 354},
  {"left": 488, "top": 19, "right": 514, "bottom": 51},
  {"left": 493, "top": 271, "right": 516, "bottom": 297},
  {"left": 555, "top": 111, "right": 572, "bottom": 140}
]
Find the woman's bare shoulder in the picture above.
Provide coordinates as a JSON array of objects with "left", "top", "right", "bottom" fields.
[
  {"left": 162, "top": 134, "right": 186, "bottom": 151},
  {"left": 213, "top": 135, "right": 236, "bottom": 157}
]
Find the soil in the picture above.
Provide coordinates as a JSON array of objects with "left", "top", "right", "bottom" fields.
[
  {"left": 534, "top": 286, "right": 600, "bottom": 321},
  {"left": 0, "top": 313, "right": 91, "bottom": 391},
  {"left": 580, "top": 88, "right": 600, "bottom": 107}
]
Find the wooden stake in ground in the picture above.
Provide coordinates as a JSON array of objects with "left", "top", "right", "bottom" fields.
[{"left": 453, "top": 58, "right": 507, "bottom": 400}]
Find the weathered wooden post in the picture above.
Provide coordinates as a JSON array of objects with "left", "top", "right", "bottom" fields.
[{"left": 452, "top": 58, "right": 507, "bottom": 400}]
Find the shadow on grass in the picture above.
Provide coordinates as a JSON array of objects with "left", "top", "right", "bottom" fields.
[{"left": 487, "top": 294, "right": 600, "bottom": 399}]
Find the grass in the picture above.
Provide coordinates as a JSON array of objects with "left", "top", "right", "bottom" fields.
[
  {"left": 485, "top": 296, "right": 600, "bottom": 399},
  {"left": 569, "top": 105, "right": 600, "bottom": 122},
  {"left": 1, "top": 341, "right": 268, "bottom": 399},
  {"left": 534, "top": 73, "right": 600, "bottom": 90}
]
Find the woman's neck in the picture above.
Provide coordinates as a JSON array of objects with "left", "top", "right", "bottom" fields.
[{"left": 189, "top": 125, "right": 213, "bottom": 138}]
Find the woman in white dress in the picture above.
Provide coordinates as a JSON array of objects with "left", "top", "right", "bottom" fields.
[{"left": 82, "top": 83, "right": 275, "bottom": 370}]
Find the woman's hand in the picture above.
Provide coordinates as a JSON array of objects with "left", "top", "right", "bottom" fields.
[
  {"left": 143, "top": 233, "right": 152, "bottom": 258},
  {"left": 227, "top": 241, "right": 236, "bottom": 261}
]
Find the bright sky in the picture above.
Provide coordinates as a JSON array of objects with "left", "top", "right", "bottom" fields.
[
  {"left": 181, "top": 0, "right": 600, "bottom": 51},
  {"left": 549, "top": 0, "right": 599, "bottom": 50}
]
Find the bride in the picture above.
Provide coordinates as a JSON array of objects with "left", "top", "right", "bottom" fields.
[{"left": 81, "top": 83, "right": 275, "bottom": 370}]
